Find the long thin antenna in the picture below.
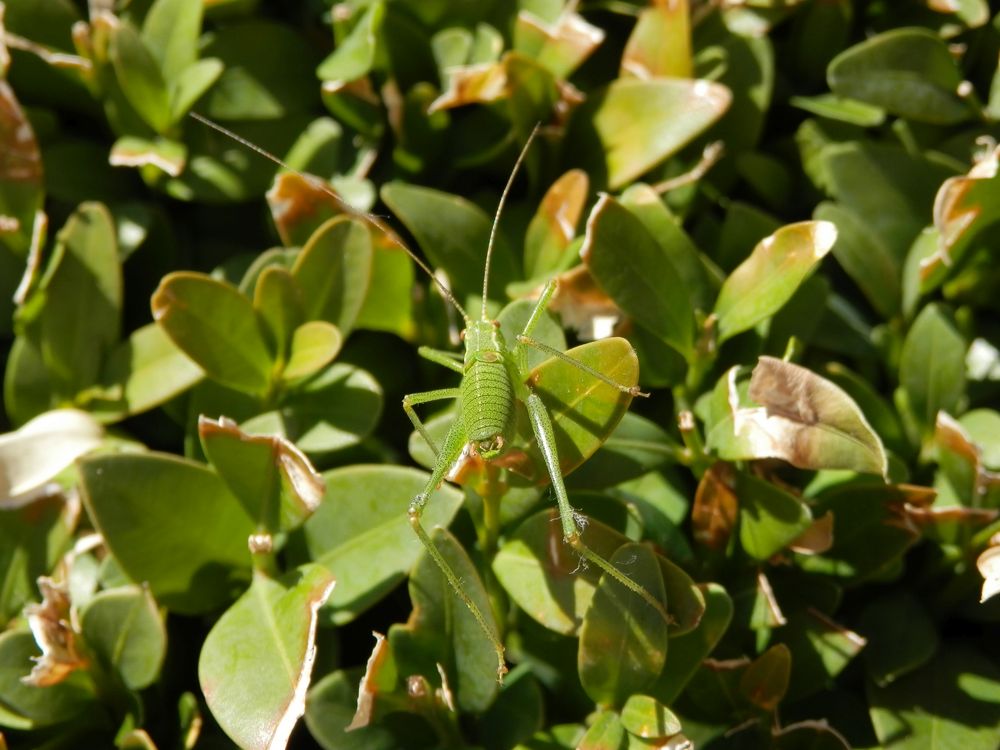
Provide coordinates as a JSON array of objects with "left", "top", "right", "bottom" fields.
[
  {"left": 481, "top": 124, "right": 541, "bottom": 321},
  {"left": 188, "top": 111, "right": 471, "bottom": 322}
]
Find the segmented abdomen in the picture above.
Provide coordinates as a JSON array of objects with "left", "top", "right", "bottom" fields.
[{"left": 461, "top": 358, "right": 514, "bottom": 443}]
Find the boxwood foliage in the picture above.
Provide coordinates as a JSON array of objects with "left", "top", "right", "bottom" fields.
[{"left": 2, "top": 0, "right": 1000, "bottom": 748}]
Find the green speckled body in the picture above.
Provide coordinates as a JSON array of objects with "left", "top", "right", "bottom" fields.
[{"left": 461, "top": 320, "right": 515, "bottom": 458}]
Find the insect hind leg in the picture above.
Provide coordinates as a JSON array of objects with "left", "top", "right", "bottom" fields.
[{"left": 524, "top": 390, "right": 670, "bottom": 626}]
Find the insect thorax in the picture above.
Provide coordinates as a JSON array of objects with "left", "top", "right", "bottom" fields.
[{"left": 462, "top": 320, "right": 515, "bottom": 458}]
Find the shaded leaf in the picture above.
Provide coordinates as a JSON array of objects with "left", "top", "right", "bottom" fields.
[
  {"left": 738, "top": 472, "right": 813, "bottom": 561},
  {"left": 578, "top": 543, "right": 667, "bottom": 707},
  {"left": 899, "top": 303, "right": 966, "bottom": 433},
  {"left": 692, "top": 462, "right": 739, "bottom": 550},
  {"left": 283, "top": 321, "right": 342, "bottom": 382},
  {"left": 80, "top": 585, "right": 166, "bottom": 690},
  {"left": 110, "top": 21, "right": 172, "bottom": 133},
  {"left": 79, "top": 452, "right": 254, "bottom": 614},
  {"left": 739, "top": 643, "right": 791, "bottom": 712},
  {"left": 524, "top": 169, "right": 588, "bottom": 280}
]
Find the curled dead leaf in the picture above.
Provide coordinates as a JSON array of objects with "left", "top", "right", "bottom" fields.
[{"left": 22, "top": 577, "right": 86, "bottom": 687}]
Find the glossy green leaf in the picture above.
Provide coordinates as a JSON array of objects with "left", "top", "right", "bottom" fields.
[
  {"left": 151, "top": 271, "right": 274, "bottom": 395},
  {"left": 292, "top": 216, "right": 373, "bottom": 336},
  {"left": 582, "top": 194, "right": 693, "bottom": 357},
  {"left": 651, "top": 583, "right": 733, "bottom": 705},
  {"left": 241, "top": 363, "right": 382, "bottom": 454},
  {"left": 714, "top": 221, "right": 837, "bottom": 342},
  {"left": 789, "top": 94, "right": 886, "bottom": 127},
  {"left": 775, "top": 609, "right": 866, "bottom": 699},
  {"left": 79, "top": 452, "right": 254, "bottom": 614},
  {"left": 828, "top": 28, "right": 975, "bottom": 125},
  {"left": 814, "top": 202, "right": 900, "bottom": 318},
  {"left": 868, "top": 645, "right": 1000, "bottom": 749},
  {"left": 493, "top": 510, "right": 703, "bottom": 637},
  {"left": 477, "top": 667, "right": 545, "bottom": 750},
  {"left": 566, "top": 78, "right": 730, "bottom": 190},
  {"left": 960, "top": 409, "right": 1000, "bottom": 469},
  {"left": 80, "top": 585, "right": 166, "bottom": 690},
  {"left": 858, "top": 591, "right": 938, "bottom": 687},
  {"left": 199, "top": 416, "right": 324, "bottom": 535},
  {"left": 620, "top": 694, "right": 682, "bottom": 740},
  {"left": 738, "top": 472, "right": 813, "bottom": 561},
  {"left": 199, "top": 564, "right": 336, "bottom": 750},
  {"left": 299, "top": 465, "right": 463, "bottom": 624},
  {"left": 0, "top": 630, "right": 94, "bottom": 730},
  {"left": 389, "top": 527, "right": 499, "bottom": 712},
  {"left": 352, "top": 239, "right": 415, "bottom": 337},
  {"left": 514, "top": 9, "right": 603, "bottom": 79},
  {"left": 579, "top": 543, "right": 667, "bottom": 708},
  {"left": 0, "top": 492, "right": 75, "bottom": 628},
  {"left": 283, "top": 321, "right": 342, "bottom": 382},
  {"left": 110, "top": 22, "right": 172, "bottom": 133},
  {"left": 899, "top": 303, "right": 966, "bottom": 433},
  {"left": 96, "top": 322, "right": 204, "bottom": 420},
  {"left": 381, "top": 181, "right": 518, "bottom": 304}
]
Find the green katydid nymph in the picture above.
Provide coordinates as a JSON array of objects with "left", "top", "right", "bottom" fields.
[{"left": 190, "top": 114, "right": 672, "bottom": 682}]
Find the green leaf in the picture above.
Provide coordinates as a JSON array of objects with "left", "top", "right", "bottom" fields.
[
  {"left": 199, "top": 416, "right": 325, "bottom": 535},
  {"left": 283, "top": 321, "right": 343, "bottom": 382},
  {"left": 151, "top": 271, "right": 275, "bottom": 396},
  {"left": 858, "top": 591, "right": 938, "bottom": 687},
  {"left": 828, "top": 28, "right": 975, "bottom": 125},
  {"left": 714, "top": 221, "right": 837, "bottom": 342},
  {"left": 565, "top": 412, "right": 677, "bottom": 491},
  {"left": 110, "top": 22, "right": 172, "bottom": 133},
  {"left": 169, "top": 57, "right": 224, "bottom": 123},
  {"left": 578, "top": 543, "right": 667, "bottom": 708},
  {"left": 566, "top": 78, "right": 731, "bottom": 190},
  {"left": 581, "top": 194, "right": 694, "bottom": 357},
  {"left": 621, "top": 0, "right": 691, "bottom": 79},
  {"left": 141, "top": 0, "right": 203, "bottom": 82},
  {"left": 620, "top": 694, "right": 682, "bottom": 740},
  {"left": 0, "top": 630, "right": 95, "bottom": 730},
  {"left": 381, "top": 181, "right": 518, "bottom": 305},
  {"left": 199, "top": 564, "right": 336, "bottom": 750},
  {"left": 241, "top": 363, "right": 382, "bottom": 454},
  {"left": 353, "top": 239, "right": 415, "bottom": 337},
  {"left": 79, "top": 452, "right": 254, "bottom": 614},
  {"left": 789, "top": 94, "right": 886, "bottom": 127},
  {"left": 651, "top": 583, "right": 733, "bottom": 705},
  {"left": 253, "top": 266, "right": 303, "bottom": 360},
  {"left": 108, "top": 135, "right": 187, "bottom": 177},
  {"left": 868, "top": 645, "right": 1000, "bottom": 749},
  {"left": 493, "top": 510, "right": 702, "bottom": 637},
  {"left": 389, "top": 527, "right": 500, "bottom": 713},
  {"left": 576, "top": 710, "right": 626, "bottom": 750},
  {"left": 80, "top": 585, "right": 166, "bottom": 690},
  {"left": 28, "top": 202, "right": 122, "bottom": 398},
  {"left": 774, "top": 609, "right": 866, "bottom": 699},
  {"left": 299, "top": 465, "right": 463, "bottom": 624},
  {"left": 477, "top": 667, "right": 545, "bottom": 750},
  {"left": 738, "top": 472, "right": 813, "bottom": 561},
  {"left": 899, "top": 303, "right": 966, "bottom": 433},
  {"left": 96, "top": 322, "right": 204, "bottom": 420},
  {"left": 292, "top": 215, "right": 373, "bottom": 336},
  {"left": 524, "top": 169, "right": 588, "bottom": 280},
  {"left": 316, "top": 2, "right": 385, "bottom": 83},
  {"left": 814, "top": 202, "right": 900, "bottom": 318}
]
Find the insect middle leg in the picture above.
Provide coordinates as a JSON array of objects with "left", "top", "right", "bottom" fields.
[
  {"left": 402, "top": 388, "right": 461, "bottom": 455},
  {"left": 408, "top": 415, "right": 508, "bottom": 680}
]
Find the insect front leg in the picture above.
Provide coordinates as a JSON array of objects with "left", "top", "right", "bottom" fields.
[
  {"left": 402, "top": 388, "right": 461, "bottom": 456},
  {"left": 523, "top": 390, "right": 671, "bottom": 626},
  {"left": 409, "top": 414, "right": 508, "bottom": 681}
]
